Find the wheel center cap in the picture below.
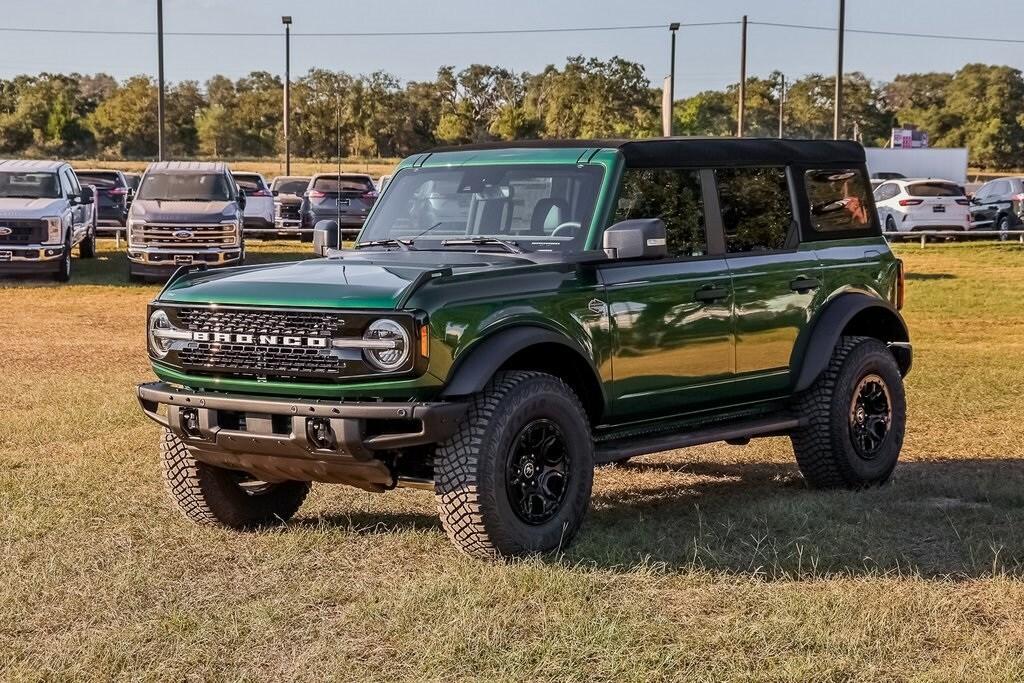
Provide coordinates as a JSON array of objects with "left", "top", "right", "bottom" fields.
[
  {"left": 522, "top": 460, "right": 536, "bottom": 478},
  {"left": 856, "top": 406, "right": 866, "bottom": 423}
]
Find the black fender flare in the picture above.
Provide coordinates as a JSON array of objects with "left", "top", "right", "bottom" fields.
[
  {"left": 791, "top": 293, "right": 911, "bottom": 393},
  {"left": 440, "top": 325, "right": 604, "bottom": 401}
]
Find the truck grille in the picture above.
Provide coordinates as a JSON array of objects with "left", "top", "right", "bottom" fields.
[
  {"left": 276, "top": 202, "right": 301, "bottom": 221},
  {"left": 176, "top": 307, "right": 343, "bottom": 337},
  {"left": 0, "top": 219, "right": 45, "bottom": 245},
  {"left": 136, "top": 223, "right": 237, "bottom": 245},
  {"left": 178, "top": 343, "right": 345, "bottom": 378}
]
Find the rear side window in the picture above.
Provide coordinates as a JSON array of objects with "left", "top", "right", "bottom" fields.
[
  {"left": 804, "top": 168, "right": 872, "bottom": 233},
  {"left": 313, "top": 176, "right": 374, "bottom": 193},
  {"left": 717, "top": 167, "right": 792, "bottom": 253},
  {"left": 991, "top": 180, "right": 1011, "bottom": 196},
  {"left": 907, "top": 182, "right": 963, "bottom": 197},
  {"left": 613, "top": 168, "right": 706, "bottom": 257}
]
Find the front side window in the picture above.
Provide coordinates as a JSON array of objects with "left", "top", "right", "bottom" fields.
[
  {"left": 0, "top": 172, "right": 60, "bottom": 199},
  {"left": 717, "top": 167, "right": 793, "bottom": 253},
  {"left": 58, "top": 170, "right": 75, "bottom": 197},
  {"left": 137, "top": 173, "right": 233, "bottom": 201},
  {"left": 358, "top": 164, "right": 604, "bottom": 253},
  {"left": 612, "top": 168, "right": 706, "bottom": 257},
  {"left": 804, "top": 168, "right": 873, "bottom": 233}
]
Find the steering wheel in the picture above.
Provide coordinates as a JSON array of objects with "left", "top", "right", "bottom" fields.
[{"left": 550, "top": 221, "right": 581, "bottom": 238}]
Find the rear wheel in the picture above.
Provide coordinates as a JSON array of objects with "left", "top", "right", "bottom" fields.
[
  {"left": 791, "top": 336, "right": 906, "bottom": 488},
  {"left": 434, "top": 371, "right": 594, "bottom": 559},
  {"left": 160, "top": 430, "right": 311, "bottom": 528},
  {"left": 999, "top": 215, "right": 1011, "bottom": 241}
]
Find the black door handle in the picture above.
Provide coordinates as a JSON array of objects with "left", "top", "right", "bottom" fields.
[
  {"left": 790, "top": 277, "right": 821, "bottom": 293},
  {"left": 694, "top": 285, "right": 729, "bottom": 302}
]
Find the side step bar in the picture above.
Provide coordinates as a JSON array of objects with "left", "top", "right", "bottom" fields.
[{"left": 594, "top": 415, "right": 804, "bottom": 465}]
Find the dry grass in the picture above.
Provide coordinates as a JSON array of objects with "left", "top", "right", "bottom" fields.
[
  {"left": 3, "top": 241, "right": 1024, "bottom": 681},
  {"left": 70, "top": 158, "right": 400, "bottom": 180}
]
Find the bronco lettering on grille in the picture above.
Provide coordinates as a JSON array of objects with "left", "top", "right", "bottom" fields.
[{"left": 191, "top": 331, "right": 328, "bottom": 348}]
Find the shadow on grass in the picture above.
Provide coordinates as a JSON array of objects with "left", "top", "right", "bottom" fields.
[
  {"left": 573, "top": 456, "right": 1024, "bottom": 578},
  {"left": 906, "top": 272, "right": 957, "bottom": 281}
]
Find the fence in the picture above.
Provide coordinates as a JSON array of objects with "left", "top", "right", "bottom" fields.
[{"left": 883, "top": 230, "right": 1024, "bottom": 247}]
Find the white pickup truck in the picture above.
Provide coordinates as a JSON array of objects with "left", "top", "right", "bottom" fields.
[{"left": 0, "top": 159, "right": 98, "bottom": 282}]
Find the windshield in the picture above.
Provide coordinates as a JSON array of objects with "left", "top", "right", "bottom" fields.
[
  {"left": 138, "top": 173, "right": 232, "bottom": 201},
  {"left": 76, "top": 173, "right": 121, "bottom": 189},
  {"left": 272, "top": 178, "right": 309, "bottom": 194},
  {"left": 358, "top": 164, "right": 604, "bottom": 252},
  {"left": 0, "top": 171, "right": 60, "bottom": 199},
  {"left": 233, "top": 175, "right": 266, "bottom": 192},
  {"left": 313, "top": 175, "right": 374, "bottom": 194}
]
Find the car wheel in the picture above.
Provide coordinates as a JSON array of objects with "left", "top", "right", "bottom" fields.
[
  {"left": 999, "top": 215, "right": 1011, "bottom": 241},
  {"left": 434, "top": 371, "right": 594, "bottom": 559},
  {"left": 80, "top": 226, "right": 97, "bottom": 258},
  {"left": 161, "top": 429, "right": 311, "bottom": 528},
  {"left": 52, "top": 234, "right": 72, "bottom": 282},
  {"left": 885, "top": 215, "right": 897, "bottom": 233},
  {"left": 790, "top": 336, "right": 906, "bottom": 489}
]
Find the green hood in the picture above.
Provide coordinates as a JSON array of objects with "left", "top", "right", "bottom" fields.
[{"left": 157, "top": 253, "right": 531, "bottom": 309}]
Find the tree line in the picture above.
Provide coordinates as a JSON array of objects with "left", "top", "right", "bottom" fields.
[{"left": 1, "top": 58, "right": 1023, "bottom": 168}]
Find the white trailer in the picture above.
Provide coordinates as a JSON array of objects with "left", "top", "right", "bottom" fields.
[{"left": 864, "top": 147, "right": 969, "bottom": 185}]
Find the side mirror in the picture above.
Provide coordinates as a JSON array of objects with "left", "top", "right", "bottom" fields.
[
  {"left": 271, "top": 189, "right": 279, "bottom": 197},
  {"left": 237, "top": 189, "right": 247, "bottom": 210},
  {"left": 313, "top": 219, "right": 340, "bottom": 256},
  {"left": 79, "top": 186, "right": 95, "bottom": 205},
  {"left": 602, "top": 218, "right": 667, "bottom": 260}
]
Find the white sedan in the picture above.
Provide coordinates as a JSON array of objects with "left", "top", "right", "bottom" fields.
[{"left": 873, "top": 178, "right": 971, "bottom": 233}]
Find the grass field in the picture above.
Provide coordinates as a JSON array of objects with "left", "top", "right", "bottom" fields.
[
  {"left": 4, "top": 241, "right": 1024, "bottom": 681},
  {"left": 70, "top": 158, "right": 400, "bottom": 180}
]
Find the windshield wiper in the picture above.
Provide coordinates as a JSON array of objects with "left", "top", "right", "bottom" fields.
[
  {"left": 440, "top": 237, "right": 523, "bottom": 253},
  {"left": 355, "top": 238, "right": 415, "bottom": 251}
]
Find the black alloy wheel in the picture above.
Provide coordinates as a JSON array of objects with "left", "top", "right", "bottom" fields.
[
  {"left": 848, "top": 373, "right": 892, "bottom": 459},
  {"left": 505, "top": 419, "right": 571, "bottom": 525}
]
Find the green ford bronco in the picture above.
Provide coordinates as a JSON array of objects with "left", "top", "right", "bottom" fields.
[{"left": 137, "top": 138, "right": 911, "bottom": 559}]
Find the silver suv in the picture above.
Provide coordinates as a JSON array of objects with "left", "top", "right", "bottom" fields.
[
  {"left": 0, "top": 159, "right": 97, "bottom": 282},
  {"left": 127, "top": 161, "right": 245, "bottom": 281}
]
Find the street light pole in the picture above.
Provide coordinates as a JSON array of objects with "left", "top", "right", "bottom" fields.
[
  {"left": 737, "top": 15, "right": 747, "bottom": 138},
  {"left": 282, "top": 16, "right": 292, "bottom": 175},
  {"left": 156, "top": 0, "right": 165, "bottom": 161},
  {"left": 834, "top": 0, "right": 845, "bottom": 139},
  {"left": 668, "top": 22, "right": 679, "bottom": 137},
  {"left": 778, "top": 74, "right": 786, "bottom": 139}
]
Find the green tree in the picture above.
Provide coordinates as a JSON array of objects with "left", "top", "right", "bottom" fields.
[{"left": 87, "top": 75, "right": 158, "bottom": 157}]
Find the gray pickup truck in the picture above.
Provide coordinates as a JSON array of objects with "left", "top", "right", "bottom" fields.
[
  {"left": 0, "top": 159, "right": 97, "bottom": 282},
  {"left": 126, "top": 161, "right": 246, "bottom": 280}
]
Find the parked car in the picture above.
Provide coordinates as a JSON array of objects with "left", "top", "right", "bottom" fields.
[
  {"left": 0, "top": 159, "right": 97, "bottom": 281},
  {"left": 299, "top": 173, "right": 377, "bottom": 239},
  {"left": 270, "top": 175, "right": 310, "bottom": 236},
  {"left": 873, "top": 178, "right": 971, "bottom": 233},
  {"left": 123, "top": 172, "right": 142, "bottom": 193},
  {"left": 967, "top": 176, "right": 1024, "bottom": 233},
  {"left": 126, "top": 161, "right": 245, "bottom": 280},
  {"left": 74, "top": 168, "right": 131, "bottom": 234},
  {"left": 137, "top": 138, "right": 911, "bottom": 560},
  {"left": 231, "top": 172, "right": 274, "bottom": 233}
]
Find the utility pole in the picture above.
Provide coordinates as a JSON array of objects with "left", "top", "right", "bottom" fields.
[
  {"left": 737, "top": 15, "right": 747, "bottom": 138},
  {"left": 834, "top": 0, "right": 845, "bottom": 139},
  {"left": 282, "top": 16, "right": 292, "bottom": 175},
  {"left": 156, "top": 0, "right": 165, "bottom": 160},
  {"left": 668, "top": 22, "right": 679, "bottom": 136},
  {"left": 778, "top": 74, "right": 786, "bottom": 138}
]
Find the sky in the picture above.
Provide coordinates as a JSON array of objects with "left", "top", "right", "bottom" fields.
[{"left": 2, "top": 0, "right": 1023, "bottom": 96}]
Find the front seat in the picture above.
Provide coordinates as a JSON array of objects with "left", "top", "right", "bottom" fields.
[{"left": 530, "top": 198, "right": 570, "bottom": 235}]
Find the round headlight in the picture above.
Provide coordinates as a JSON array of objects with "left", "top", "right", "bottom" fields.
[
  {"left": 149, "top": 309, "right": 174, "bottom": 358},
  {"left": 363, "top": 319, "right": 410, "bottom": 371}
]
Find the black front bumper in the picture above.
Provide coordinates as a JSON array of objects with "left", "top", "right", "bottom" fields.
[{"left": 137, "top": 381, "right": 467, "bottom": 488}]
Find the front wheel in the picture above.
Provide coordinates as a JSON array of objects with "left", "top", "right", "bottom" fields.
[
  {"left": 999, "top": 215, "right": 1011, "bottom": 241},
  {"left": 160, "top": 430, "right": 311, "bottom": 528},
  {"left": 52, "top": 235, "right": 71, "bottom": 282},
  {"left": 434, "top": 371, "right": 594, "bottom": 559},
  {"left": 791, "top": 336, "right": 906, "bottom": 489},
  {"left": 80, "top": 226, "right": 96, "bottom": 258}
]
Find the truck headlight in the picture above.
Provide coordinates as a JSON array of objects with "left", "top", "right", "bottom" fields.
[
  {"left": 44, "top": 217, "right": 62, "bottom": 244},
  {"left": 148, "top": 309, "right": 190, "bottom": 358},
  {"left": 128, "top": 219, "right": 146, "bottom": 246},
  {"left": 361, "top": 319, "right": 410, "bottom": 371},
  {"left": 221, "top": 219, "right": 241, "bottom": 244}
]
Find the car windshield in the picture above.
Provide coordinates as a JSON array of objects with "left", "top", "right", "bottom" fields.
[
  {"left": 273, "top": 178, "right": 309, "bottom": 194},
  {"left": 76, "top": 173, "right": 121, "bottom": 189},
  {"left": 357, "top": 165, "right": 604, "bottom": 253},
  {"left": 313, "top": 176, "right": 374, "bottom": 194},
  {"left": 0, "top": 171, "right": 60, "bottom": 199},
  {"left": 907, "top": 182, "right": 963, "bottom": 197},
  {"left": 137, "top": 173, "right": 232, "bottom": 201}
]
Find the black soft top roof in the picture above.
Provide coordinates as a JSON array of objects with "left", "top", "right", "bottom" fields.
[{"left": 427, "top": 137, "right": 866, "bottom": 168}]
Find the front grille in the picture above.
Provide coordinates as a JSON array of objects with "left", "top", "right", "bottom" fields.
[
  {"left": 176, "top": 308, "right": 343, "bottom": 337},
  {"left": 0, "top": 219, "right": 45, "bottom": 245},
  {"left": 178, "top": 343, "right": 345, "bottom": 377},
  {"left": 137, "top": 223, "right": 236, "bottom": 245}
]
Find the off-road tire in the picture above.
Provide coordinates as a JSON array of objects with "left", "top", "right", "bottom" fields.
[
  {"left": 791, "top": 336, "right": 906, "bottom": 489},
  {"left": 80, "top": 226, "right": 96, "bottom": 258},
  {"left": 53, "top": 234, "right": 71, "bottom": 282},
  {"left": 434, "top": 371, "right": 594, "bottom": 559},
  {"left": 160, "top": 429, "right": 311, "bottom": 528}
]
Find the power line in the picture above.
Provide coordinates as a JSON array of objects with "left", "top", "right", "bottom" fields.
[
  {"left": 750, "top": 20, "right": 1024, "bottom": 45},
  {"left": 0, "top": 21, "right": 739, "bottom": 38}
]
